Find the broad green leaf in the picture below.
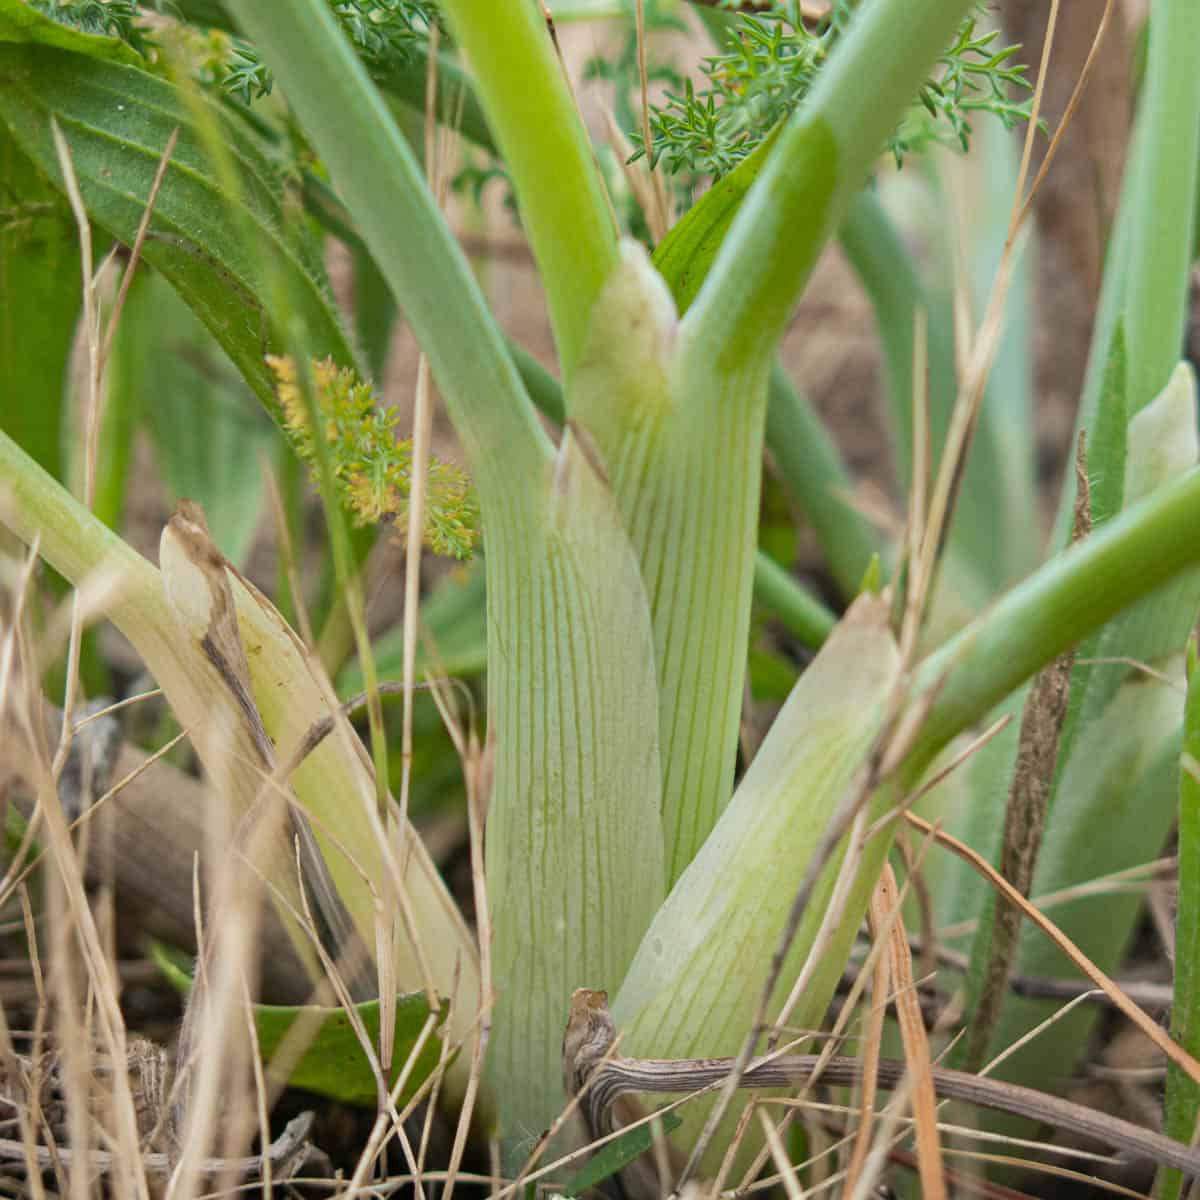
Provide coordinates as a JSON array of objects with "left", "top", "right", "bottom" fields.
[
  {"left": 153, "top": 945, "right": 445, "bottom": 1106},
  {"left": 1160, "top": 644, "right": 1200, "bottom": 1200},
  {"left": 0, "top": 123, "right": 77, "bottom": 478},
  {"left": 571, "top": 242, "right": 766, "bottom": 882},
  {"left": 562, "top": 1112, "right": 683, "bottom": 1197},
  {"left": 0, "top": 0, "right": 143, "bottom": 65},
  {"left": 108, "top": 269, "right": 276, "bottom": 567},
  {"left": 0, "top": 44, "right": 358, "bottom": 416}
]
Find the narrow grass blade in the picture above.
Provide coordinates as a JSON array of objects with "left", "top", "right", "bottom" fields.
[
  {"left": 954, "top": 365, "right": 1200, "bottom": 1093},
  {"left": 1159, "top": 643, "right": 1200, "bottom": 1200}
]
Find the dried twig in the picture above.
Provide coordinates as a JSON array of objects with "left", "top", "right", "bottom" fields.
[
  {"left": 906, "top": 811, "right": 1200, "bottom": 1085},
  {"left": 562, "top": 991, "right": 1200, "bottom": 1185},
  {"left": 963, "top": 435, "right": 1089, "bottom": 1072}
]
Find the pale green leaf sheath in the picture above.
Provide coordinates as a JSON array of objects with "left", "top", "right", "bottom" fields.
[
  {"left": 613, "top": 596, "right": 901, "bottom": 1145},
  {"left": 485, "top": 432, "right": 665, "bottom": 1150},
  {"left": 571, "top": 243, "right": 765, "bottom": 882}
]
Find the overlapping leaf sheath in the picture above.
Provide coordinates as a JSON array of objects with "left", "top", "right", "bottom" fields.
[{"left": 613, "top": 594, "right": 901, "bottom": 1158}]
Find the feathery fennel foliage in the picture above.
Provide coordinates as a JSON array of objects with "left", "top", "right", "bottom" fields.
[
  {"left": 220, "top": 0, "right": 440, "bottom": 103},
  {"left": 25, "top": 0, "right": 146, "bottom": 48},
  {"left": 268, "top": 355, "right": 478, "bottom": 559},
  {"left": 629, "top": 4, "right": 1033, "bottom": 188}
]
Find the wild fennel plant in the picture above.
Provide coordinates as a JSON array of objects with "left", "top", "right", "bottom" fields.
[{"left": 2, "top": 0, "right": 1200, "bottom": 1186}]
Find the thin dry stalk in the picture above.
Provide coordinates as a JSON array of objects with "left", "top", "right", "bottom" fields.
[
  {"left": 564, "top": 994, "right": 1200, "bottom": 1180},
  {"left": 96, "top": 126, "right": 179, "bottom": 373},
  {"left": 938, "top": 855, "right": 1174, "bottom": 940},
  {"left": 898, "top": 713, "right": 1013, "bottom": 814},
  {"left": 913, "top": 0, "right": 1062, "bottom": 625},
  {"left": 871, "top": 864, "right": 946, "bottom": 1199},
  {"left": 842, "top": 882, "right": 890, "bottom": 1194},
  {"left": 979, "top": 988, "right": 1103, "bottom": 1080},
  {"left": 963, "top": 437, "right": 1089, "bottom": 1074},
  {"left": 846, "top": 1072, "right": 920, "bottom": 1200},
  {"left": 634, "top": 0, "right": 672, "bottom": 239},
  {"left": 261, "top": 460, "right": 317, "bottom": 651},
  {"left": 426, "top": 674, "right": 493, "bottom": 1200},
  {"left": 757, "top": 1106, "right": 805, "bottom": 1199},
  {"left": 339, "top": 1008, "right": 441, "bottom": 1198},
  {"left": 168, "top": 732, "right": 263, "bottom": 1200},
  {"left": 904, "top": 812, "right": 1200, "bottom": 1083},
  {"left": 1013, "top": 0, "right": 1117, "bottom": 237},
  {"left": 48, "top": 118, "right": 98, "bottom": 749},
  {"left": 732, "top": 826, "right": 941, "bottom": 1195},
  {"left": 417, "top": 965, "right": 459, "bottom": 1180},
  {"left": 13, "top": 630, "right": 150, "bottom": 1200},
  {"left": 0, "top": 727, "right": 189, "bottom": 910},
  {"left": 239, "top": 979, "right": 273, "bottom": 1200}
]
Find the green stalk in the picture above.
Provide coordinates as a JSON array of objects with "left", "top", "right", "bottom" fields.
[
  {"left": 227, "top": 0, "right": 550, "bottom": 498},
  {"left": 599, "top": 0, "right": 975, "bottom": 880},
  {"left": 912, "top": 466, "right": 1200, "bottom": 767},
  {"left": 1050, "top": 109, "right": 1141, "bottom": 545},
  {"left": 752, "top": 553, "right": 835, "bottom": 651},
  {"left": 765, "top": 363, "right": 876, "bottom": 599},
  {"left": 1124, "top": 0, "right": 1200, "bottom": 415},
  {"left": 1159, "top": 641, "right": 1200, "bottom": 1200},
  {"left": 435, "top": 0, "right": 618, "bottom": 385},
  {"left": 683, "top": 0, "right": 977, "bottom": 375}
]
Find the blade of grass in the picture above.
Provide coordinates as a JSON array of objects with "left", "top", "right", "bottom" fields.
[
  {"left": 1158, "top": 641, "right": 1200, "bottom": 1200},
  {"left": 1123, "top": 0, "right": 1200, "bottom": 415}
]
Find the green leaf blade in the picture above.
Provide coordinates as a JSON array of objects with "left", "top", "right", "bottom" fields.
[
  {"left": 1160, "top": 647, "right": 1200, "bottom": 1200},
  {"left": 0, "top": 44, "right": 357, "bottom": 414}
]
